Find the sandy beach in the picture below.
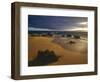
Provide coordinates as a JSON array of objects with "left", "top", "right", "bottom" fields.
[{"left": 28, "top": 36, "right": 87, "bottom": 66}]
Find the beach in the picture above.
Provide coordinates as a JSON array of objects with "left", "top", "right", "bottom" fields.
[{"left": 28, "top": 36, "right": 87, "bottom": 66}]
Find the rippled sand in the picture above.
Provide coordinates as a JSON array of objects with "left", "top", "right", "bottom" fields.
[{"left": 28, "top": 36, "right": 88, "bottom": 66}]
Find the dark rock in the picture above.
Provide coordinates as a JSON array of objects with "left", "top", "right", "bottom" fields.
[
  {"left": 28, "top": 49, "right": 60, "bottom": 66},
  {"left": 69, "top": 41, "right": 76, "bottom": 44}
]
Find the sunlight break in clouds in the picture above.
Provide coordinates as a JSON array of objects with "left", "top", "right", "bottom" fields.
[
  {"left": 79, "top": 22, "right": 87, "bottom": 25},
  {"left": 64, "top": 21, "right": 88, "bottom": 32},
  {"left": 28, "top": 27, "right": 51, "bottom": 31}
]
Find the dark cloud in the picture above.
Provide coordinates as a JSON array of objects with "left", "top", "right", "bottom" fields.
[{"left": 28, "top": 15, "right": 87, "bottom": 31}]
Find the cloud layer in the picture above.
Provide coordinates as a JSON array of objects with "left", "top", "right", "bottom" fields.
[{"left": 28, "top": 15, "right": 88, "bottom": 31}]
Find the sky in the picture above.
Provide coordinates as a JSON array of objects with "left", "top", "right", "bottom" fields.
[{"left": 28, "top": 15, "right": 88, "bottom": 32}]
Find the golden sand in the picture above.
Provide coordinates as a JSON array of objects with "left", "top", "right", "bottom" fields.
[{"left": 28, "top": 36, "right": 87, "bottom": 65}]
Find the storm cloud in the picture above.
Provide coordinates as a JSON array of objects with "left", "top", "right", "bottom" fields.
[{"left": 28, "top": 15, "right": 88, "bottom": 31}]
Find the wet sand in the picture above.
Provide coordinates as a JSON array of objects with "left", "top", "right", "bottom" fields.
[{"left": 28, "top": 36, "right": 88, "bottom": 66}]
